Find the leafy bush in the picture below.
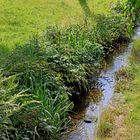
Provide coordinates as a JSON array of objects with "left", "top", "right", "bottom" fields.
[
  {"left": 125, "top": 0, "right": 140, "bottom": 22},
  {"left": 94, "top": 14, "right": 132, "bottom": 54},
  {"left": 115, "top": 0, "right": 140, "bottom": 24}
]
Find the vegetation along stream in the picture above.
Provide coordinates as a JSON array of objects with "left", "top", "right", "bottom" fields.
[
  {"left": 63, "top": 27, "right": 140, "bottom": 140},
  {"left": 0, "top": 0, "right": 140, "bottom": 140}
]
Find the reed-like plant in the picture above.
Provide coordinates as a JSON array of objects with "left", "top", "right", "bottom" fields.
[{"left": 0, "top": 72, "right": 29, "bottom": 139}]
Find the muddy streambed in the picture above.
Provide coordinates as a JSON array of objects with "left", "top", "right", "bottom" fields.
[{"left": 62, "top": 27, "right": 140, "bottom": 140}]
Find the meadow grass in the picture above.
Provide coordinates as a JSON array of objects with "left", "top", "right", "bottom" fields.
[{"left": 0, "top": 0, "right": 117, "bottom": 49}]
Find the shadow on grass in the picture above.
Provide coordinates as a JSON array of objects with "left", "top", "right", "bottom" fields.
[{"left": 78, "top": 0, "right": 91, "bottom": 17}]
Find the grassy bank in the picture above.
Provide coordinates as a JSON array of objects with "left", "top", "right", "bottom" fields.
[{"left": 96, "top": 37, "right": 140, "bottom": 140}]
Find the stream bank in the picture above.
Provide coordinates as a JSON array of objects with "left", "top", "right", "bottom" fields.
[
  {"left": 63, "top": 27, "right": 140, "bottom": 140},
  {"left": 97, "top": 26, "right": 140, "bottom": 140}
]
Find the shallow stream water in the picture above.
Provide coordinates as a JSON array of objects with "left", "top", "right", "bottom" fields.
[{"left": 63, "top": 27, "right": 140, "bottom": 140}]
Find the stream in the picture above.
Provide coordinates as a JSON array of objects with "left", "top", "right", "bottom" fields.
[{"left": 63, "top": 27, "right": 140, "bottom": 140}]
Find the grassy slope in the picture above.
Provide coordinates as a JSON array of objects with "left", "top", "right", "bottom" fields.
[
  {"left": 96, "top": 37, "right": 140, "bottom": 140},
  {"left": 0, "top": 0, "right": 116, "bottom": 49},
  {"left": 125, "top": 38, "right": 140, "bottom": 140}
]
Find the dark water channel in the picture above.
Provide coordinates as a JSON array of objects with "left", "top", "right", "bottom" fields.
[{"left": 62, "top": 27, "right": 140, "bottom": 140}]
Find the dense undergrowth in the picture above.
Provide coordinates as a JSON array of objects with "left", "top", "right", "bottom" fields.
[{"left": 0, "top": 0, "right": 139, "bottom": 140}]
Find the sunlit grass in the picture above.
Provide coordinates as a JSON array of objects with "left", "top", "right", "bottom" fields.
[{"left": 0, "top": 0, "right": 117, "bottom": 48}]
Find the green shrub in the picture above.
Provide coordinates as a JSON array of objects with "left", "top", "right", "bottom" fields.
[
  {"left": 125, "top": 0, "right": 140, "bottom": 22},
  {"left": 94, "top": 14, "right": 132, "bottom": 52}
]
